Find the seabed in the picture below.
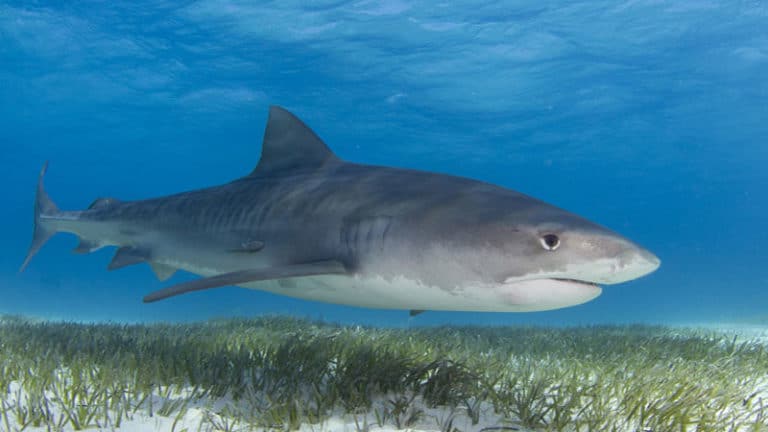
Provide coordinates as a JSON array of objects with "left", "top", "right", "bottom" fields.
[{"left": 0, "top": 314, "right": 766, "bottom": 432}]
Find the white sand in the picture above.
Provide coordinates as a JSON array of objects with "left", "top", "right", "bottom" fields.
[
  {"left": 5, "top": 323, "right": 767, "bottom": 432},
  {"left": 3, "top": 384, "right": 513, "bottom": 432}
]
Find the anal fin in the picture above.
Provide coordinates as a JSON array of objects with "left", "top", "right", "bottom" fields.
[
  {"left": 143, "top": 260, "right": 346, "bottom": 303},
  {"left": 108, "top": 246, "right": 149, "bottom": 270}
]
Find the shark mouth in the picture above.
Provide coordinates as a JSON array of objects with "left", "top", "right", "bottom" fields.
[
  {"left": 503, "top": 276, "right": 600, "bottom": 288},
  {"left": 552, "top": 278, "right": 600, "bottom": 288}
]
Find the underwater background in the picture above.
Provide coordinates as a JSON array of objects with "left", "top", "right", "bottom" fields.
[{"left": 1, "top": 0, "right": 766, "bottom": 327}]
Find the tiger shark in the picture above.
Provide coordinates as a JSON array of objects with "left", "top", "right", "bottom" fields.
[{"left": 20, "top": 106, "right": 660, "bottom": 313}]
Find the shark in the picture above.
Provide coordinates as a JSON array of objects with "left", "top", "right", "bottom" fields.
[{"left": 20, "top": 106, "right": 660, "bottom": 313}]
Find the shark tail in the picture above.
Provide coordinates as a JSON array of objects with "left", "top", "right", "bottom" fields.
[{"left": 20, "top": 162, "right": 60, "bottom": 272}]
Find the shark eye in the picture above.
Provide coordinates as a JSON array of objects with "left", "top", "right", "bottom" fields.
[{"left": 540, "top": 234, "right": 560, "bottom": 251}]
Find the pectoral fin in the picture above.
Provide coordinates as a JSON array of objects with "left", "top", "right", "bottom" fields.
[{"left": 143, "top": 260, "right": 347, "bottom": 303}]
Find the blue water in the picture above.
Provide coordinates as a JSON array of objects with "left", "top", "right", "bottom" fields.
[{"left": 1, "top": 1, "right": 766, "bottom": 327}]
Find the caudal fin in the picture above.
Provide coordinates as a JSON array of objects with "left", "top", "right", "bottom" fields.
[{"left": 19, "top": 162, "right": 60, "bottom": 272}]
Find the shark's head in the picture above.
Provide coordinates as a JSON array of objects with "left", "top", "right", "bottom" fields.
[
  {"left": 404, "top": 191, "right": 661, "bottom": 312},
  {"left": 468, "top": 199, "right": 661, "bottom": 311}
]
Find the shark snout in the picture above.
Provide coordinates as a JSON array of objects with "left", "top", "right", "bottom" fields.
[
  {"left": 601, "top": 245, "right": 660, "bottom": 284},
  {"left": 637, "top": 247, "right": 661, "bottom": 270}
]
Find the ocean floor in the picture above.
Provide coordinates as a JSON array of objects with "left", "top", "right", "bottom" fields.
[{"left": 0, "top": 314, "right": 766, "bottom": 432}]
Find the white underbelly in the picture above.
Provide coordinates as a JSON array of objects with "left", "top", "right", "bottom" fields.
[
  {"left": 161, "top": 260, "right": 597, "bottom": 312},
  {"left": 241, "top": 274, "right": 517, "bottom": 312},
  {"left": 163, "top": 258, "right": 506, "bottom": 311}
]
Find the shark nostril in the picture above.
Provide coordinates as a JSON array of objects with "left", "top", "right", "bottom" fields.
[
  {"left": 603, "top": 247, "right": 661, "bottom": 283},
  {"left": 644, "top": 250, "right": 661, "bottom": 268},
  {"left": 629, "top": 248, "right": 661, "bottom": 270}
]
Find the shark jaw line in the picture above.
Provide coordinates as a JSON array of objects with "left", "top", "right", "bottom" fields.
[
  {"left": 503, "top": 274, "right": 601, "bottom": 288},
  {"left": 549, "top": 278, "right": 600, "bottom": 289},
  {"left": 499, "top": 253, "right": 659, "bottom": 288},
  {"left": 499, "top": 277, "right": 603, "bottom": 311}
]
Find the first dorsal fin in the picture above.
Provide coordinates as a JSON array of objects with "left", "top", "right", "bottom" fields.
[{"left": 249, "top": 106, "right": 340, "bottom": 176}]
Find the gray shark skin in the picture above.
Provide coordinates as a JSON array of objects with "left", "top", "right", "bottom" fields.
[{"left": 20, "top": 106, "right": 660, "bottom": 312}]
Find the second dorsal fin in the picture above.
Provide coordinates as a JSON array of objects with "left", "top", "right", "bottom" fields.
[
  {"left": 88, "top": 197, "right": 120, "bottom": 210},
  {"left": 249, "top": 106, "right": 340, "bottom": 176}
]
